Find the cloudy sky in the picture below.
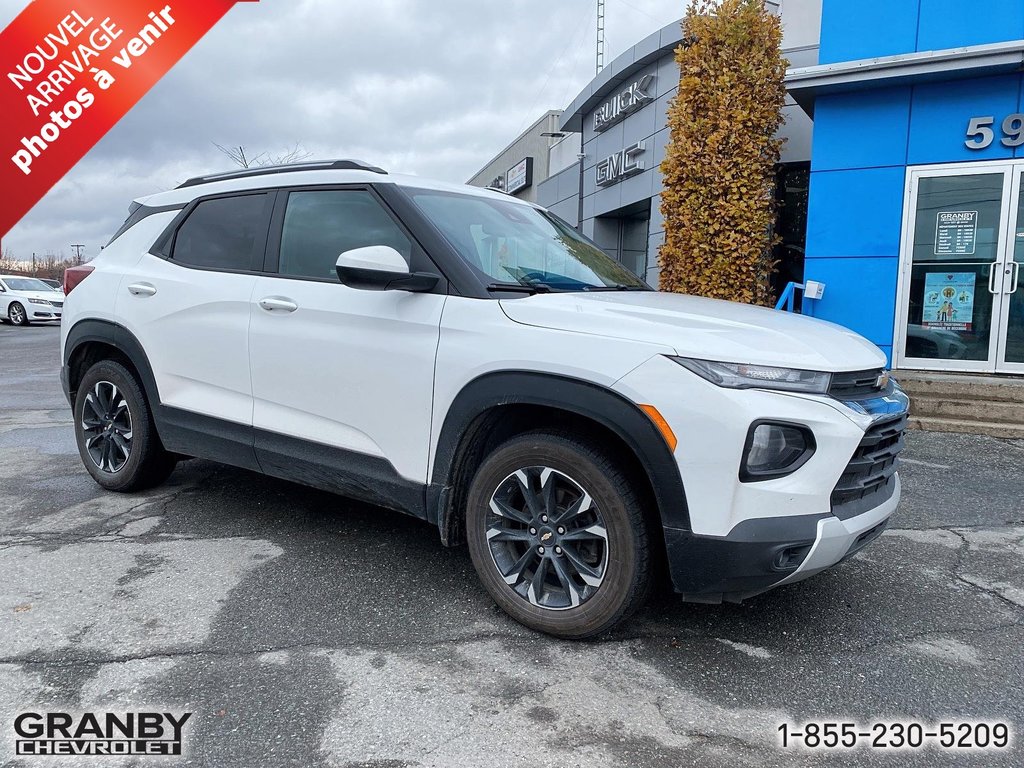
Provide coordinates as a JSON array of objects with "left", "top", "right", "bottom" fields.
[{"left": 1, "top": 0, "right": 688, "bottom": 261}]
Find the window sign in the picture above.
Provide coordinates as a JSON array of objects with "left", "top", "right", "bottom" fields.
[
  {"left": 922, "top": 272, "right": 976, "bottom": 332},
  {"left": 934, "top": 211, "right": 978, "bottom": 256}
]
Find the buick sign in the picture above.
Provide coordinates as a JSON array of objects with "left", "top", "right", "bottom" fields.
[{"left": 593, "top": 74, "right": 655, "bottom": 133}]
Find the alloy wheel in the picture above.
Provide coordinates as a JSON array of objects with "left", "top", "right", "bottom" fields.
[
  {"left": 81, "top": 380, "right": 133, "bottom": 473},
  {"left": 485, "top": 466, "right": 609, "bottom": 610},
  {"left": 9, "top": 304, "right": 25, "bottom": 324}
]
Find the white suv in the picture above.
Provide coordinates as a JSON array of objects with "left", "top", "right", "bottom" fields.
[
  {"left": 60, "top": 160, "right": 908, "bottom": 638},
  {"left": 1, "top": 275, "right": 64, "bottom": 324}
]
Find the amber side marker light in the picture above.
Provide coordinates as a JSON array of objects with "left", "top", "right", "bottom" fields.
[{"left": 639, "top": 404, "right": 677, "bottom": 453}]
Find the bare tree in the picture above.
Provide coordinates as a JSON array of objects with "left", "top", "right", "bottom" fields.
[{"left": 213, "top": 142, "right": 313, "bottom": 169}]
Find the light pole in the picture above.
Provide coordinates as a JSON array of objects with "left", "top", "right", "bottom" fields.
[{"left": 71, "top": 244, "right": 85, "bottom": 264}]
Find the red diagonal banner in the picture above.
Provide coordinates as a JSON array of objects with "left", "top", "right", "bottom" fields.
[{"left": 0, "top": 0, "right": 258, "bottom": 238}]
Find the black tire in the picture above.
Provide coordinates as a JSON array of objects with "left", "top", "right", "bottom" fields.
[
  {"left": 74, "top": 359, "right": 177, "bottom": 492},
  {"left": 9, "top": 302, "right": 28, "bottom": 326},
  {"left": 466, "top": 431, "right": 651, "bottom": 639}
]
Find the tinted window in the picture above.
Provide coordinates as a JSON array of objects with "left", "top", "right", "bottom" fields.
[
  {"left": 279, "top": 190, "right": 412, "bottom": 280},
  {"left": 172, "top": 194, "right": 268, "bottom": 270}
]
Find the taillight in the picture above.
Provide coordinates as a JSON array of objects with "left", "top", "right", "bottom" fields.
[{"left": 64, "top": 265, "right": 95, "bottom": 295}]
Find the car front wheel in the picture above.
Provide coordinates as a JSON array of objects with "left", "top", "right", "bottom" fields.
[
  {"left": 466, "top": 431, "right": 651, "bottom": 639},
  {"left": 74, "top": 359, "right": 177, "bottom": 492},
  {"left": 8, "top": 302, "right": 28, "bottom": 326}
]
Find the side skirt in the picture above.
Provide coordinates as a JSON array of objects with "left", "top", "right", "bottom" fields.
[{"left": 154, "top": 406, "right": 427, "bottom": 519}]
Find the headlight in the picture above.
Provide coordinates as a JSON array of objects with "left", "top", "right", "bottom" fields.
[
  {"left": 27, "top": 298, "right": 52, "bottom": 306},
  {"left": 740, "top": 422, "right": 816, "bottom": 481},
  {"left": 670, "top": 357, "right": 831, "bottom": 394}
]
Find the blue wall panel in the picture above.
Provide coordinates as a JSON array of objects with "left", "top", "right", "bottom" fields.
[
  {"left": 1018, "top": 76, "right": 1024, "bottom": 159},
  {"left": 819, "top": 0, "right": 920, "bottom": 64},
  {"left": 805, "top": 167, "right": 907, "bottom": 259},
  {"left": 908, "top": 75, "right": 1023, "bottom": 165},
  {"left": 802, "top": 257, "right": 900, "bottom": 352},
  {"left": 812, "top": 88, "right": 912, "bottom": 171},
  {"left": 917, "top": 0, "right": 1024, "bottom": 51}
]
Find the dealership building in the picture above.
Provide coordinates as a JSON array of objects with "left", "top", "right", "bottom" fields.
[{"left": 470, "top": 0, "right": 1024, "bottom": 379}]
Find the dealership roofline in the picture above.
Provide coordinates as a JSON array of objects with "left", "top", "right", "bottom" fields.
[
  {"left": 560, "top": 19, "right": 683, "bottom": 133},
  {"left": 787, "top": 40, "right": 1024, "bottom": 116}
]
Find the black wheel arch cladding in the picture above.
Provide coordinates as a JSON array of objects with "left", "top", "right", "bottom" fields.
[{"left": 430, "top": 370, "right": 690, "bottom": 536}]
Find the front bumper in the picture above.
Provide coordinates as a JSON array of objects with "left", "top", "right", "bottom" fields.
[
  {"left": 665, "top": 473, "right": 900, "bottom": 603},
  {"left": 30, "top": 308, "right": 61, "bottom": 320}
]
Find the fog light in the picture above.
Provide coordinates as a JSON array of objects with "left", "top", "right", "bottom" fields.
[{"left": 740, "top": 422, "right": 815, "bottom": 481}]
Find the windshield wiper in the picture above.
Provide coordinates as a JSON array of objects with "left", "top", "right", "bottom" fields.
[
  {"left": 486, "top": 282, "right": 552, "bottom": 294},
  {"left": 583, "top": 284, "right": 649, "bottom": 292}
]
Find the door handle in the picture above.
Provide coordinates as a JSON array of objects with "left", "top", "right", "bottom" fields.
[
  {"left": 127, "top": 282, "right": 157, "bottom": 297},
  {"left": 988, "top": 262, "right": 1001, "bottom": 294},
  {"left": 258, "top": 297, "right": 298, "bottom": 313},
  {"left": 1010, "top": 261, "right": 1020, "bottom": 294}
]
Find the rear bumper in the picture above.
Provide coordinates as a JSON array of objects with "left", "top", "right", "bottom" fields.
[{"left": 666, "top": 474, "right": 900, "bottom": 603}]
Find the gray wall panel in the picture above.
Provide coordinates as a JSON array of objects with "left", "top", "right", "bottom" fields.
[
  {"left": 547, "top": 199, "right": 579, "bottom": 227},
  {"left": 618, "top": 169, "right": 655, "bottom": 208}
]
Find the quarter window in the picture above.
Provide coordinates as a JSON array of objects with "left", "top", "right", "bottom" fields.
[
  {"left": 278, "top": 190, "right": 412, "bottom": 280},
  {"left": 171, "top": 193, "right": 269, "bottom": 271}
]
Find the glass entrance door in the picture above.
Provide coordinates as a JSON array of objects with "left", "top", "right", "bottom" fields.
[
  {"left": 896, "top": 163, "right": 1022, "bottom": 372},
  {"left": 995, "top": 170, "right": 1024, "bottom": 371}
]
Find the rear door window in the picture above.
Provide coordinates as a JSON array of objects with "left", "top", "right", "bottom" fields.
[{"left": 171, "top": 193, "right": 270, "bottom": 271}]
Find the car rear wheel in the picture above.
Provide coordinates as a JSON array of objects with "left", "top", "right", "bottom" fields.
[
  {"left": 466, "top": 431, "right": 651, "bottom": 639},
  {"left": 74, "top": 359, "right": 177, "bottom": 492},
  {"left": 8, "top": 302, "right": 28, "bottom": 326}
]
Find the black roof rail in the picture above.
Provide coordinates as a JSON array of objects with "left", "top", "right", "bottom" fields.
[{"left": 176, "top": 159, "right": 388, "bottom": 189}]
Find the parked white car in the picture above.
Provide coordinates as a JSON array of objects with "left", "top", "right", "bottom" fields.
[
  {"left": 0, "top": 275, "right": 64, "bottom": 325},
  {"left": 59, "top": 160, "right": 909, "bottom": 638}
]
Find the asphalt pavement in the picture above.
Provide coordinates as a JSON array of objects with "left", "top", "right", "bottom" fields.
[{"left": 1, "top": 323, "right": 1022, "bottom": 767}]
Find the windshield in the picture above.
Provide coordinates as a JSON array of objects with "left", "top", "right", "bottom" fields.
[
  {"left": 409, "top": 190, "right": 649, "bottom": 292},
  {"left": 3, "top": 277, "right": 51, "bottom": 292}
]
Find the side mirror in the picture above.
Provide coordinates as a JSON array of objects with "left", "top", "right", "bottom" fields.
[{"left": 335, "top": 246, "right": 439, "bottom": 292}]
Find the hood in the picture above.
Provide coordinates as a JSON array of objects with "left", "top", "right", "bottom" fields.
[
  {"left": 11, "top": 290, "right": 61, "bottom": 302},
  {"left": 499, "top": 291, "right": 886, "bottom": 372}
]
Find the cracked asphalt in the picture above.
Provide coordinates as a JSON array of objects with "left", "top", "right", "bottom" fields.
[{"left": 1, "top": 323, "right": 1022, "bottom": 767}]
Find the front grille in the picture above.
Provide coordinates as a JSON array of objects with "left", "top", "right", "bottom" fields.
[
  {"left": 831, "top": 414, "right": 906, "bottom": 519},
  {"left": 829, "top": 368, "right": 885, "bottom": 399},
  {"left": 52, "top": 301, "right": 64, "bottom": 308}
]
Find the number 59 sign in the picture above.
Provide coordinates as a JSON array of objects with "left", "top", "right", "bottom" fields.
[{"left": 965, "top": 114, "right": 1024, "bottom": 149}]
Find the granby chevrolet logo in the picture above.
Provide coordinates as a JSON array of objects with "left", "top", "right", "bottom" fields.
[
  {"left": 593, "top": 74, "right": 655, "bottom": 133},
  {"left": 14, "top": 711, "right": 192, "bottom": 756}
]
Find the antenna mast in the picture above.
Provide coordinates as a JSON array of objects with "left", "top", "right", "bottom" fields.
[{"left": 596, "top": 0, "right": 606, "bottom": 74}]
